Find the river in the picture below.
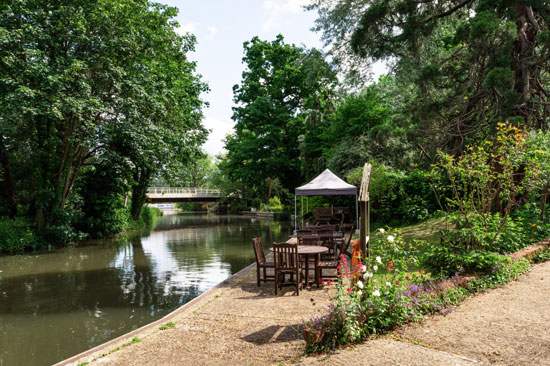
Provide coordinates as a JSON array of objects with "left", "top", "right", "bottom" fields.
[{"left": 0, "top": 213, "right": 291, "bottom": 366}]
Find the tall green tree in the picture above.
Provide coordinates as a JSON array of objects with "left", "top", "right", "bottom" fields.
[
  {"left": 308, "top": 0, "right": 550, "bottom": 155},
  {"left": 224, "top": 35, "right": 337, "bottom": 199},
  {"left": 0, "top": 0, "right": 207, "bottom": 229}
]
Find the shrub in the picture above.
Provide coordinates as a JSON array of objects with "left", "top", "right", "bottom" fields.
[
  {"left": 0, "top": 217, "right": 41, "bottom": 254},
  {"left": 421, "top": 244, "right": 510, "bottom": 278}
]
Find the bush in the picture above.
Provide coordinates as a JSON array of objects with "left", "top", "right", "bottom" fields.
[
  {"left": 0, "top": 217, "right": 41, "bottom": 254},
  {"left": 421, "top": 244, "right": 510, "bottom": 278}
]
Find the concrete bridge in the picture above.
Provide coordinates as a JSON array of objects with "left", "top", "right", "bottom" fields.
[{"left": 146, "top": 187, "right": 221, "bottom": 203}]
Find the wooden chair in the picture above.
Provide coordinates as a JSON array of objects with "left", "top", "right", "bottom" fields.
[
  {"left": 296, "top": 229, "right": 313, "bottom": 238},
  {"left": 299, "top": 235, "right": 320, "bottom": 246},
  {"left": 315, "top": 229, "right": 352, "bottom": 286},
  {"left": 252, "top": 237, "right": 274, "bottom": 286},
  {"left": 341, "top": 225, "right": 355, "bottom": 258},
  {"left": 273, "top": 242, "right": 302, "bottom": 295}
]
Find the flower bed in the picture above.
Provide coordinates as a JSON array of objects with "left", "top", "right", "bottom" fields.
[{"left": 301, "top": 228, "right": 534, "bottom": 354}]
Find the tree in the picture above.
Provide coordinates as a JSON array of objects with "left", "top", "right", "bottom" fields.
[
  {"left": 0, "top": 0, "right": 207, "bottom": 229},
  {"left": 224, "top": 35, "right": 337, "bottom": 200},
  {"left": 308, "top": 0, "right": 550, "bottom": 155}
]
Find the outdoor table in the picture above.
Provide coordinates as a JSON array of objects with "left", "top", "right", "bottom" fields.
[{"left": 272, "top": 242, "right": 328, "bottom": 288}]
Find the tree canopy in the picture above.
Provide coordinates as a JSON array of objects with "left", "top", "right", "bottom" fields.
[
  {"left": 308, "top": 0, "right": 550, "bottom": 156},
  {"left": 0, "top": 0, "right": 207, "bottom": 234}
]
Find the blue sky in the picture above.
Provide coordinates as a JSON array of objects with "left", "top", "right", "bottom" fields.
[{"left": 159, "top": 1, "right": 382, "bottom": 156}]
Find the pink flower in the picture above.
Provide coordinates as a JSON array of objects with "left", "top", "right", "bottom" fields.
[
  {"left": 346, "top": 287, "right": 351, "bottom": 293},
  {"left": 387, "top": 261, "right": 393, "bottom": 267}
]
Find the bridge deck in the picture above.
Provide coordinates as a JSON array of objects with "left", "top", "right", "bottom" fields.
[{"left": 146, "top": 187, "right": 221, "bottom": 203}]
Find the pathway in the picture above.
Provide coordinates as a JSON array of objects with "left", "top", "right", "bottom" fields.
[{"left": 65, "top": 261, "right": 550, "bottom": 366}]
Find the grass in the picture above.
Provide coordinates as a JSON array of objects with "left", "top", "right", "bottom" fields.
[{"left": 159, "top": 322, "right": 175, "bottom": 330}]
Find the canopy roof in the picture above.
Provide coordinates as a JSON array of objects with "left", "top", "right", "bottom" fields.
[{"left": 295, "top": 169, "right": 357, "bottom": 196}]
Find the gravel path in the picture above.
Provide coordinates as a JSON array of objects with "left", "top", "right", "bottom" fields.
[{"left": 67, "top": 261, "right": 550, "bottom": 366}]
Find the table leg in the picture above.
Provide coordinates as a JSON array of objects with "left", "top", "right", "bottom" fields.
[
  {"left": 315, "top": 253, "right": 320, "bottom": 287},
  {"left": 305, "top": 255, "right": 310, "bottom": 288}
]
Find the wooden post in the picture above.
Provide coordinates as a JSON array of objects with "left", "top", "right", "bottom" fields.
[{"left": 358, "top": 163, "right": 372, "bottom": 258}]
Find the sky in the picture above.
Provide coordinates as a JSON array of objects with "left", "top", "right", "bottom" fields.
[{"left": 159, "top": 0, "right": 383, "bottom": 157}]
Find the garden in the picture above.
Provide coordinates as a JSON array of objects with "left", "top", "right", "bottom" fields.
[{"left": 301, "top": 123, "right": 550, "bottom": 353}]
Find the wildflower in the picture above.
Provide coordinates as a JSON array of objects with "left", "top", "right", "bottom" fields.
[
  {"left": 386, "top": 282, "right": 391, "bottom": 287},
  {"left": 357, "top": 290, "right": 362, "bottom": 297},
  {"left": 379, "top": 228, "right": 385, "bottom": 233},
  {"left": 405, "top": 275, "right": 411, "bottom": 280},
  {"left": 358, "top": 264, "right": 366, "bottom": 272},
  {"left": 387, "top": 235, "right": 395, "bottom": 243},
  {"left": 357, "top": 281, "right": 364, "bottom": 289},
  {"left": 387, "top": 261, "right": 393, "bottom": 267},
  {"left": 326, "top": 280, "right": 332, "bottom": 285},
  {"left": 372, "top": 290, "right": 381, "bottom": 297},
  {"left": 363, "top": 272, "right": 373, "bottom": 279},
  {"left": 346, "top": 287, "right": 351, "bottom": 293},
  {"left": 387, "top": 267, "right": 393, "bottom": 272},
  {"left": 376, "top": 256, "right": 382, "bottom": 264},
  {"left": 373, "top": 265, "right": 378, "bottom": 271}
]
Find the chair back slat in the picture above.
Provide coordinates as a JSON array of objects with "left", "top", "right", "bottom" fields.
[
  {"left": 300, "top": 235, "right": 320, "bottom": 246},
  {"left": 273, "top": 242, "right": 299, "bottom": 270},
  {"left": 296, "top": 229, "right": 313, "bottom": 237},
  {"left": 252, "top": 237, "right": 266, "bottom": 264}
]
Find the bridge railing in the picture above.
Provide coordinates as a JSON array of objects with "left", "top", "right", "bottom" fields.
[{"left": 147, "top": 187, "right": 221, "bottom": 196}]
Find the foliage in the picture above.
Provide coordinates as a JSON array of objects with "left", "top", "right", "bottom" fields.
[
  {"left": 308, "top": 0, "right": 550, "bottom": 157},
  {"left": 266, "top": 196, "right": 284, "bottom": 212},
  {"left": 0, "top": 217, "right": 41, "bottom": 254},
  {"left": 223, "top": 35, "right": 338, "bottom": 199},
  {"left": 432, "top": 123, "right": 550, "bottom": 252},
  {"left": 0, "top": 0, "right": 206, "bottom": 242},
  {"left": 303, "top": 228, "right": 532, "bottom": 353},
  {"left": 421, "top": 244, "right": 510, "bottom": 278},
  {"left": 466, "top": 259, "right": 530, "bottom": 292},
  {"left": 532, "top": 248, "right": 550, "bottom": 263},
  {"left": 348, "top": 163, "right": 440, "bottom": 226}
]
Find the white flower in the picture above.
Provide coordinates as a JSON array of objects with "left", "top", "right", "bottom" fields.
[
  {"left": 387, "top": 235, "right": 395, "bottom": 243},
  {"left": 358, "top": 264, "right": 366, "bottom": 272},
  {"left": 372, "top": 290, "right": 381, "bottom": 297},
  {"left": 357, "top": 290, "right": 363, "bottom": 297},
  {"left": 363, "top": 272, "right": 373, "bottom": 279},
  {"left": 376, "top": 256, "right": 382, "bottom": 264},
  {"left": 379, "top": 228, "right": 385, "bottom": 233},
  {"left": 357, "top": 281, "right": 364, "bottom": 289},
  {"left": 386, "top": 281, "right": 392, "bottom": 287},
  {"left": 373, "top": 265, "right": 378, "bottom": 271}
]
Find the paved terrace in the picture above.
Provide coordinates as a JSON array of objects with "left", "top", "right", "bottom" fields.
[{"left": 60, "top": 259, "right": 550, "bottom": 366}]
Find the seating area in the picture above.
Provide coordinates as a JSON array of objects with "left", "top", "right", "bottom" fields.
[{"left": 252, "top": 220, "right": 355, "bottom": 295}]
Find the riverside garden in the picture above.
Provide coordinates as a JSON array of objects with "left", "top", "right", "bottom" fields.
[{"left": 2, "top": 0, "right": 550, "bottom": 364}]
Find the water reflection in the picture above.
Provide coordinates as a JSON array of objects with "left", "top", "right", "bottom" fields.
[{"left": 0, "top": 214, "right": 291, "bottom": 366}]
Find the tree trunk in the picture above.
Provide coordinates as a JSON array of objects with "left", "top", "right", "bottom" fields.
[
  {"left": 130, "top": 167, "right": 152, "bottom": 220},
  {"left": 0, "top": 136, "right": 17, "bottom": 217}
]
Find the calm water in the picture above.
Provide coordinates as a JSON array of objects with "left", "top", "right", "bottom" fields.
[{"left": 0, "top": 214, "right": 291, "bottom": 366}]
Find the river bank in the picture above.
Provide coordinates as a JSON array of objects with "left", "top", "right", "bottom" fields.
[
  {"left": 60, "top": 244, "right": 550, "bottom": 366},
  {"left": 0, "top": 214, "right": 291, "bottom": 366}
]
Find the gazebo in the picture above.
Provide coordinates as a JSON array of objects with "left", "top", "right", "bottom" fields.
[{"left": 294, "top": 169, "right": 358, "bottom": 229}]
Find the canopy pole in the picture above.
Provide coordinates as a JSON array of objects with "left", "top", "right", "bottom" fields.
[
  {"left": 301, "top": 196, "right": 304, "bottom": 229},
  {"left": 294, "top": 196, "right": 297, "bottom": 230}
]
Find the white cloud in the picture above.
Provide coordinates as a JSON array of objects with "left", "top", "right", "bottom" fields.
[
  {"left": 262, "top": 0, "right": 309, "bottom": 32},
  {"left": 201, "top": 115, "right": 234, "bottom": 156},
  {"left": 176, "top": 22, "right": 199, "bottom": 36},
  {"left": 206, "top": 26, "right": 218, "bottom": 40}
]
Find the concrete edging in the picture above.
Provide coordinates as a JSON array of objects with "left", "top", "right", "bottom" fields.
[{"left": 54, "top": 261, "right": 258, "bottom": 366}]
